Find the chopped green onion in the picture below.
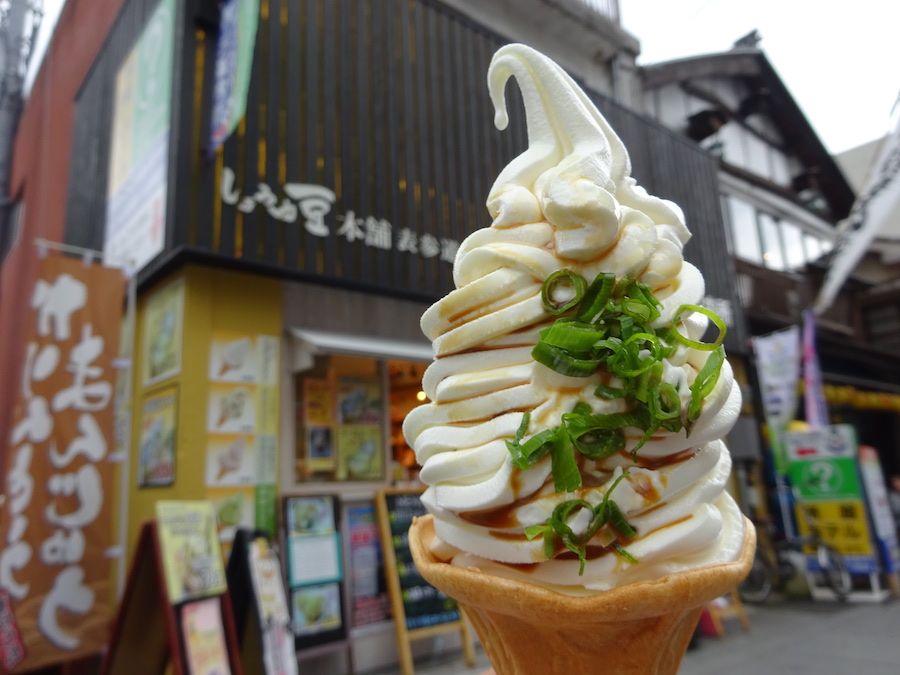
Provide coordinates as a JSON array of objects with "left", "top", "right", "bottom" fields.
[
  {"left": 576, "top": 273, "right": 616, "bottom": 323},
  {"left": 687, "top": 345, "right": 726, "bottom": 426},
  {"left": 532, "top": 342, "right": 602, "bottom": 377},
  {"left": 571, "top": 428, "right": 625, "bottom": 459},
  {"left": 613, "top": 543, "right": 638, "bottom": 564},
  {"left": 607, "top": 501, "right": 637, "bottom": 539},
  {"left": 509, "top": 428, "right": 557, "bottom": 469},
  {"left": 541, "top": 269, "right": 587, "bottom": 316},
  {"left": 595, "top": 382, "right": 627, "bottom": 399},
  {"left": 670, "top": 304, "right": 727, "bottom": 351},
  {"left": 551, "top": 429, "right": 582, "bottom": 492},
  {"left": 539, "top": 320, "right": 604, "bottom": 353}
]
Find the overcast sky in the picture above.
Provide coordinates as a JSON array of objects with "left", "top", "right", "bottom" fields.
[
  {"left": 620, "top": 0, "right": 900, "bottom": 154},
  {"left": 28, "top": 0, "right": 898, "bottom": 155}
]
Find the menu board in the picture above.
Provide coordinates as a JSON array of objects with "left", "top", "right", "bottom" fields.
[{"left": 380, "top": 492, "right": 459, "bottom": 630}]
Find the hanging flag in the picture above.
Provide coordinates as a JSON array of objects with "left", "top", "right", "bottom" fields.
[
  {"left": 752, "top": 326, "right": 800, "bottom": 473},
  {"left": 210, "top": 0, "right": 260, "bottom": 151},
  {"left": 814, "top": 109, "right": 900, "bottom": 313},
  {"left": 802, "top": 309, "right": 829, "bottom": 428},
  {"left": 0, "top": 255, "right": 126, "bottom": 671}
]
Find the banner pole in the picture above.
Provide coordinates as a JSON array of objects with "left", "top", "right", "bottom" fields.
[{"left": 116, "top": 269, "right": 137, "bottom": 596}]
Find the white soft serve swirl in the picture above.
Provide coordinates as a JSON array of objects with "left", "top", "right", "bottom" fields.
[{"left": 403, "top": 44, "right": 744, "bottom": 593}]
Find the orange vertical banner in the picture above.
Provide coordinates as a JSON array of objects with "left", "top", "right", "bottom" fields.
[{"left": 0, "top": 255, "right": 126, "bottom": 671}]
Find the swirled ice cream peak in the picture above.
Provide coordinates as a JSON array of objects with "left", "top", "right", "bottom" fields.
[{"left": 405, "top": 44, "right": 744, "bottom": 593}]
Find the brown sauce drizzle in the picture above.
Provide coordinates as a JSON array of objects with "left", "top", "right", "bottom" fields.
[
  {"left": 488, "top": 530, "right": 527, "bottom": 541},
  {"left": 628, "top": 448, "right": 696, "bottom": 470},
  {"left": 510, "top": 468, "right": 521, "bottom": 498},
  {"left": 630, "top": 473, "right": 660, "bottom": 503}
]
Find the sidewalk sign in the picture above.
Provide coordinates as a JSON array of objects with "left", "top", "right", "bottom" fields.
[
  {"left": 226, "top": 529, "right": 296, "bottom": 675},
  {"left": 784, "top": 427, "right": 891, "bottom": 602},
  {"left": 101, "top": 501, "right": 242, "bottom": 675},
  {"left": 375, "top": 488, "right": 475, "bottom": 675}
]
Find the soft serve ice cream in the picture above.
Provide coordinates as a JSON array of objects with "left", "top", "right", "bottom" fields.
[{"left": 403, "top": 44, "right": 745, "bottom": 593}]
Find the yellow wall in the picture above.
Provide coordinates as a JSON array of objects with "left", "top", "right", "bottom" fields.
[{"left": 125, "top": 265, "right": 282, "bottom": 558}]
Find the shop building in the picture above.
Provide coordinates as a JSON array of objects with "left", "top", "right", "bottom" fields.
[
  {"left": 641, "top": 35, "right": 900, "bottom": 495},
  {"left": 3, "top": 0, "right": 748, "bottom": 671}
]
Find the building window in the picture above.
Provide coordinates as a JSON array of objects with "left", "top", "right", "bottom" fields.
[
  {"left": 726, "top": 195, "right": 762, "bottom": 264},
  {"left": 757, "top": 212, "right": 785, "bottom": 270},
  {"left": 781, "top": 221, "right": 805, "bottom": 270},
  {"left": 804, "top": 234, "right": 823, "bottom": 261}
]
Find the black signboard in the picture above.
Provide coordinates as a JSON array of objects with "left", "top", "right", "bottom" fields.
[{"left": 382, "top": 492, "right": 459, "bottom": 629}]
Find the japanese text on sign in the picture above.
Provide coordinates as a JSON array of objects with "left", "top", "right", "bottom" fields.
[
  {"left": 0, "top": 257, "right": 125, "bottom": 670},
  {"left": 220, "top": 167, "right": 459, "bottom": 264}
]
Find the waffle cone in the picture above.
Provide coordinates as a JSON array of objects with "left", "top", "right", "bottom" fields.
[{"left": 409, "top": 514, "right": 755, "bottom": 675}]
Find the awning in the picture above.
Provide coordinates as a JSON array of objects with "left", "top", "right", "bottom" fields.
[{"left": 290, "top": 327, "right": 432, "bottom": 371}]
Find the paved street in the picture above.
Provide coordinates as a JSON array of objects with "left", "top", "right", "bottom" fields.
[{"left": 404, "top": 600, "right": 900, "bottom": 675}]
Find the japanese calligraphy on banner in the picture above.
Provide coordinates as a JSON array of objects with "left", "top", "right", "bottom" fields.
[
  {"left": 0, "top": 255, "right": 126, "bottom": 671},
  {"left": 220, "top": 167, "right": 460, "bottom": 264},
  {"left": 752, "top": 326, "right": 800, "bottom": 473}
]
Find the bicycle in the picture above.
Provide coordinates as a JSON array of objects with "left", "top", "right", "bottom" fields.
[{"left": 740, "top": 508, "right": 851, "bottom": 603}]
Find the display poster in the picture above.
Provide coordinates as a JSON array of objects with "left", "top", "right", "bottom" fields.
[
  {"left": 248, "top": 539, "right": 296, "bottom": 675},
  {"left": 286, "top": 497, "right": 342, "bottom": 587},
  {"left": 104, "top": 0, "right": 174, "bottom": 271},
  {"left": 283, "top": 496, "right": 346, "bottom": 643},
  {"left": 381, "top": 493, "right": 459, "bottom": 630},
  {"left": 138, "top": 386, "right": 177, "bottom": 487},
  {"left": 0, "top": 255, "right": 125, "bottom": 671},
  {"left": 785, "top": 426, "right": 878, "bottom": 574},
  {"left": 155, "top": 501, "right": 228, "bottom": 603},
  {"left": 752, "top": 326, "right": 800, "bottom": 473},
  {"left": 337, "top": 378, "right": 382, "bottom": 424},
  {"left": 206, "top": 333, "right": 279, "bottom": 538},
  {"left": 291, "top": 584, "right": 341, "bottom": 636},
  {"left": 858, "top": 445, "right": 900, "bottom": 574},
  {"left": 303, "top": 379, "right": 333, "bottom": 426},
  {"left": 209, "top": 487, "right": 256, "bottom": 543},
  {"left": 181, "top": 598, "right": 232, "bottom": 675},
  {"left": 346, "top": 503, "right": 390, "bottom": 627},
  {"left": 210, "top": 0, "right": 260, "bottom": 150},
  {"left": 209, "top": 334, "right": 259, "bottom": 383},
  {"left": 337, "top": 425, "right": 384, "bottom": 481},
  {"left": 142, "top": 277, "right": 184, "bottom": 385}
]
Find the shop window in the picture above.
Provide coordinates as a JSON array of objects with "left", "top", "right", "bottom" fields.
[
  {"left": 293, "top": 354, "right": 426, "bottom": 485},
  {"left": 757, "top": 212, "right": 785, "bottom": 270},
  {"left": 781, "top": 221, "right": 805, "bottom": 270},
  {"left": 726, "top": 195, "right": 762, "bottom": 264}
]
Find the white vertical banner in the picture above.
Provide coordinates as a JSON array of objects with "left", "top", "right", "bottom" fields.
[
  {"left": 814, "top": 111, "right": 900, "bottom": 313},
  {"left": 752, "top": 326, "right": 801, "bottom": 443}
]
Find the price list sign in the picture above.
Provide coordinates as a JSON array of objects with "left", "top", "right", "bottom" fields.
[{"left": 383, "top": 493, "right": 459, "bottom": 629}]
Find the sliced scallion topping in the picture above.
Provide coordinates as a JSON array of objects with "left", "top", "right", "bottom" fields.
[
  {"left": 541, "top": 269, "right": 587, "bottom": 316},
  {"left": 670, "top": 304, "right": 727, "bottom": 351},
  {"left": 532, "top": 342, "right": 602, "bottom": 378},
  {"left": 687, "top": 345, "right": 726, "bottom": 431},
  {"left": 576, "top": 273, "right": 616, "bottom": 323}
]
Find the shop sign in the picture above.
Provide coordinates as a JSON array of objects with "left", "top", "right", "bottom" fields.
[
  {"left": 0, "top": 255, "right": 126, "bottom": 671},
  {"left": 220, "top": 167, "right": 460, "bottom": 263},
  {"left": 785, "top": 425, "right": 878, "bottom": 575}
]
